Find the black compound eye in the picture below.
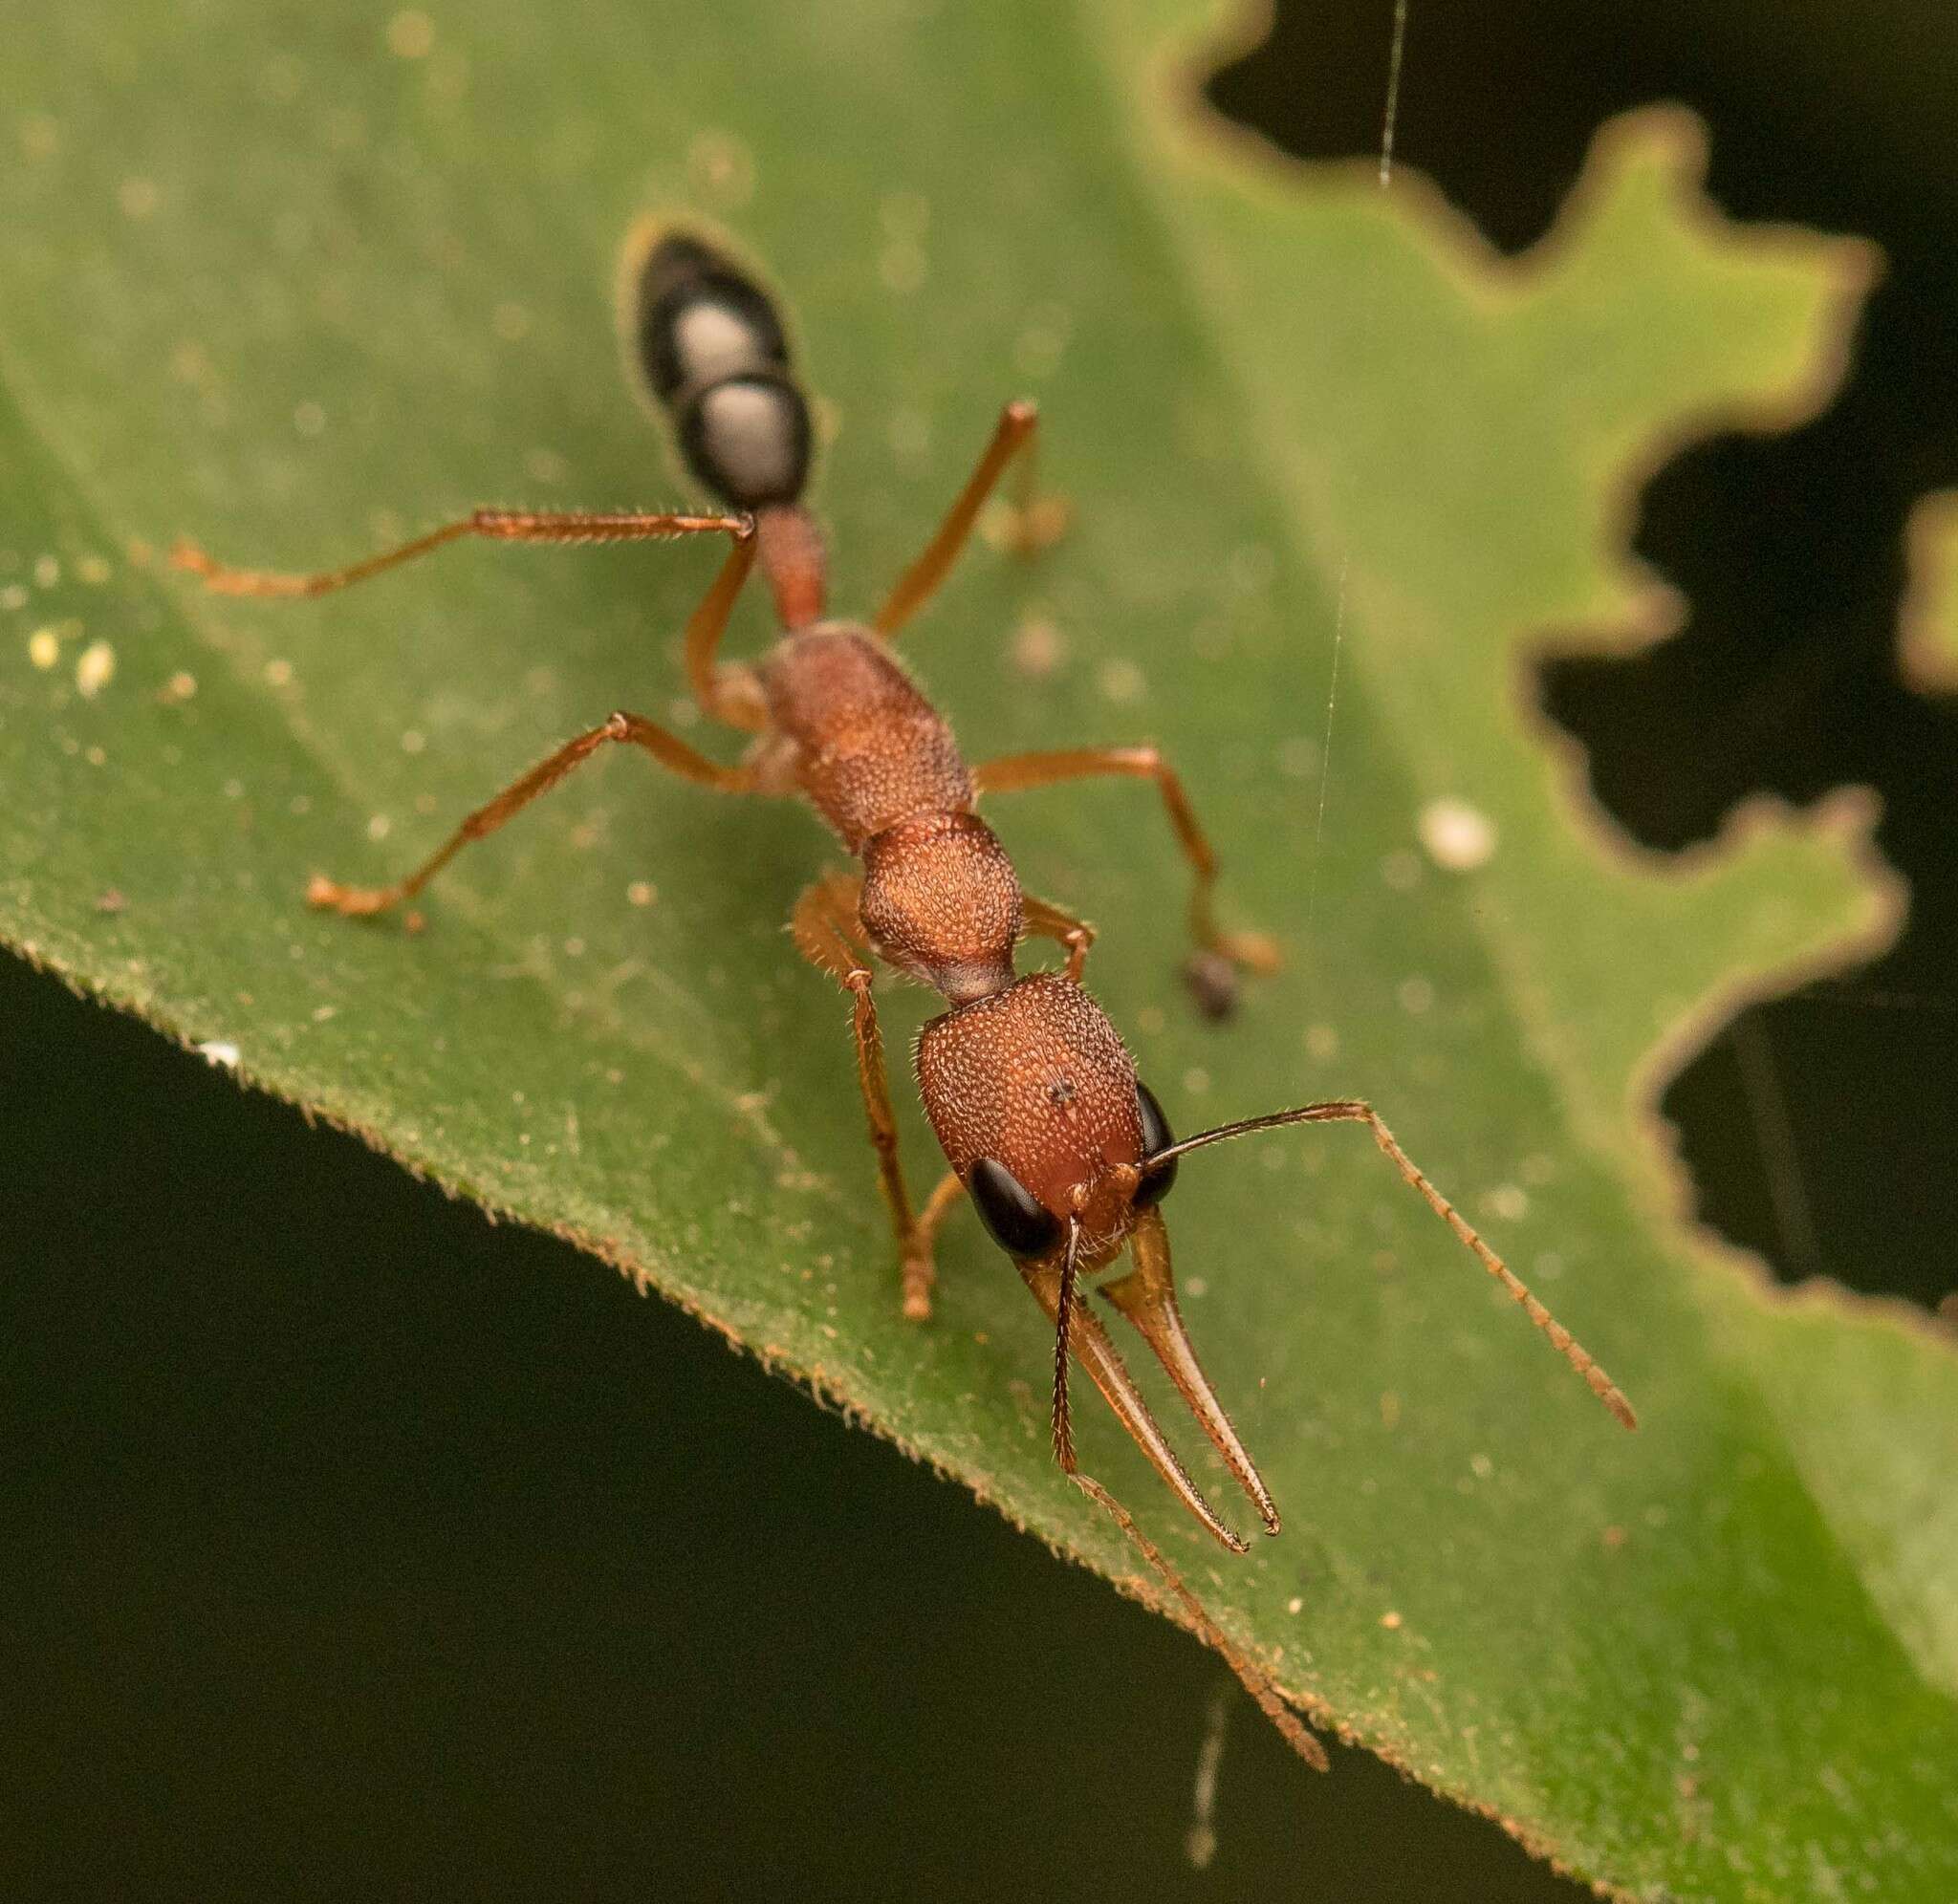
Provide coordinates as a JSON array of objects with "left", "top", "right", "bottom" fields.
[
  {"left": 1134, "top": 1080, "right": 1179, "bottom": 1209},
  {"left": 968, "top": 1158, "right": 1061, "bottom": 1259}
]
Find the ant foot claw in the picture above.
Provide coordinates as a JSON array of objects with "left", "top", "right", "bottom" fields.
[
  {"left": 1183, "top": 950, "right": 1241, "bottom": 1021},
  {"left": 1184, "top": 932, "right": 1281, "bottom": 1020}
]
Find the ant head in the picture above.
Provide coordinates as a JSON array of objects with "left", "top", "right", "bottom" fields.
[
  {"left": 915, "top": 973, "right": 1178, "bottom": 1268},
  {"left": 918, "top": 971, "right": 1282, "bottom": 1548}
]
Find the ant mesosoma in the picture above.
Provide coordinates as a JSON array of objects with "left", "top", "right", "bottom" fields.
[{"left": 174, "top": 222, "right": 1636, "bottom": 1768}]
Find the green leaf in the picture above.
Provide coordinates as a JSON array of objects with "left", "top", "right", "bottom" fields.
[{"left": 4, "top": 3, "right": 1954, "bottom": 1895}]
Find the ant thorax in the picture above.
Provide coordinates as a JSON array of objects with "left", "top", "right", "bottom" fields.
[
  {"left": 859, "top": 811, "right": 1020, "bottom": 1003},
  {"left": 757, "top": 622, "right": 974, "bottom": 849}
]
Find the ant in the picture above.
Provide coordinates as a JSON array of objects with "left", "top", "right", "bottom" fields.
[{"left": 174, "top": 222, "right": 1636, "bottom": 1769}]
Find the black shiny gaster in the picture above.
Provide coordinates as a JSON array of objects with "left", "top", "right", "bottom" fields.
[
  {"left": 968, "top": 1158, "right": 1062, "bottom": 1259},
  {"left": 676, "top": 372, "right": 812, "bottom": 508},
  {"left": 635, "top": 234, "right": 792, "bottom": 401},
  {"left": 629, "top": 227, "right": 813, "bottom": 508},
  {"left": 1134, "top": 1080, "right": 1179, "bottom": 1207}
]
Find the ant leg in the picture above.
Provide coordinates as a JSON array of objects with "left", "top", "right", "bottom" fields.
[
  {"left": 874, "top": 400, "right": 1065, "bottom": 638},
  {"left": 683, "top": 531, "right": 770, "bottom": 731},
  {"left": 173, "top": 507, "right": 750, "bottom": 599},
  {"left": 791, "top": 873, "right": 932, "bottom": 1319},
  {"left": 906, "top": 1170, "right": 967, "bottom": 1316},
  {"left": 975, "top": 746, "right": 1281, "bottom": 1017},
  {"left": 1021, "top": 894, "right": 1096, "bottom": 984},
  {"left": 993, "top": 407, "right": 1071, "bottom": 556},
  {"left": 308, "top": 713, "right": 756, "bottom": 920}
]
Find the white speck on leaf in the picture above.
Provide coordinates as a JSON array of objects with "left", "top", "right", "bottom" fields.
[
  {"left": 75, "top": 640, "right": 116, "bottom": 698},
  {"left": 1418, "top": 796, "right": 1498, "bottom": 872}
]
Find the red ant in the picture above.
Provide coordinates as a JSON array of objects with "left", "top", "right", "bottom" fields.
[{"left": 175, "top": 222, "right": 1636, "bottom": 1768}]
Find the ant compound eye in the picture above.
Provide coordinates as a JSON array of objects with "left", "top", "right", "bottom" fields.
[
  {"left": 968, "top": 1158, "right": 1062, "bottom": 1259},
  {"left": 1134, "top": 1080, "right": 1180, "bottom": 1209}
]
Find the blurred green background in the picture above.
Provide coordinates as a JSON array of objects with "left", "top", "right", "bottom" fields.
[{"left": 6, "top": 3, "right": 1955, "bottom": 1898}]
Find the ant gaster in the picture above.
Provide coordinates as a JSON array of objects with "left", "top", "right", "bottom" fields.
[{"left": 175, "top": 222, "right": 1636, "bottom": 1769}]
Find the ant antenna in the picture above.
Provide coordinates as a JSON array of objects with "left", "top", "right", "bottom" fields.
[
  {"left": 1049, "top": 1217, "right": 1330, "bottom": 1770},
  {"left": 1052, "top": 1219, "right": 1082, "bottom": 1473},
  {"left": 1155, "top": 1099, "right": 1638, "bottom": 1431}
]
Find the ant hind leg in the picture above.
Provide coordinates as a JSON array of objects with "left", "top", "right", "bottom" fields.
[{"left": 875, "top": 400, "right": 1066, "bottom": 638}]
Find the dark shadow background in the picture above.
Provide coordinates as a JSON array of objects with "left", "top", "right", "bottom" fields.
[
  {"left": 6, "top": 6, "right": 1954, "bottom": 1899},
  {"left": 1213, "top": 0, "right": 1958, "bottom": 1315}
]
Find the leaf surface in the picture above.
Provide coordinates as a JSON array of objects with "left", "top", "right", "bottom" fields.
[{"left": 3, "top": 5, "right": 1953, "bottom": 1893}]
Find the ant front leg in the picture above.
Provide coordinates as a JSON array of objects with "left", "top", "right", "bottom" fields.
[
  {"left": 790, "top": 872, "right": 936, "bottom": 1320},
  {"left": 975, "top": 747, "right": 1281, "bottom": 1018}
]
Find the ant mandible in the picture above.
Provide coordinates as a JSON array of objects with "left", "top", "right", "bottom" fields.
[{"left": 175, "top": 222, "right": 1636, "bottom": 1768}]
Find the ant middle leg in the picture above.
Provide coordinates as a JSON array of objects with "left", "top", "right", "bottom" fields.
[
  {"left": 974, "top": 746, "right": 1281, "bottom": 1017},
  {"left": 874, "top": 400, "right": 1066, "bottom": 638},
  {"left": 309, "top": 713, "right": 756, "bottom": 920},
  {"left": 790, "top": 873, "right": 935, "bottom": 1320}
]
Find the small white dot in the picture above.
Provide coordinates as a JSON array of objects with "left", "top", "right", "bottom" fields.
[
  {"left": 685, "top": 128, "right": 756, "bottom": 208},
  {"left": 75, "top": 639, "right": 116, "bottom": 698},
  {"left": 1483, "top": 1182, "right": 1529, "bottom": 1222},
  {"left": 1418, "top": 796, "right": 1497, "bottom": 872},
  {"left": 386, "top": 10, "right": 436, "bottom": 57}
]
